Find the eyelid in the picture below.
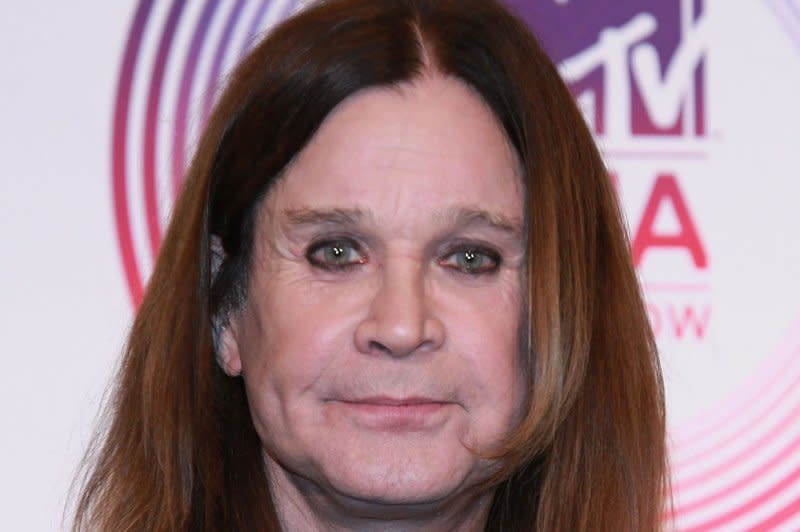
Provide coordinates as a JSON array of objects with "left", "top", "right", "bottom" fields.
[{"left": 438, "top": 238, "right": 501, "bottom": 258}]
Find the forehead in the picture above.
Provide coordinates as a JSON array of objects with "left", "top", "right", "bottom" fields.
[{"left": 266, "top": 75, "right": 523, "bottom": 227}]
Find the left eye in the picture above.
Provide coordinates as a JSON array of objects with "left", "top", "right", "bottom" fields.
[
  {"left": 306, "top": 239, "right": 366, "bottom": 270},
  {"left": 439, "top": 248, "right": 500, "bottom": 274}
]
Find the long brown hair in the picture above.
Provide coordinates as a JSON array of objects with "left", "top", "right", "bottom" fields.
[{"left": 73, "top": 0, "right": 668, "bottom": 529}]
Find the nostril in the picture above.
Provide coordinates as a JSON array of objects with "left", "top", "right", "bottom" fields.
[{"left": 369, "top": 340, "right": 392, "bottom": 354}]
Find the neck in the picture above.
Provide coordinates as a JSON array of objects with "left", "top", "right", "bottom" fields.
[{"left": 264, "top": 455, "right": 494, "bottom": 532}]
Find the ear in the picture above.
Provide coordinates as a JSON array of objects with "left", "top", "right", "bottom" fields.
[
  {"left": 209, "top": 234, "right": 243, "bottom": 377},
  {"left": 215, "top": 317, "right": 243, "bottom": 377}
]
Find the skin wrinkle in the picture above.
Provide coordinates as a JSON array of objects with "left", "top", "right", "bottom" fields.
[{"left": 282, "top": 205, "right": 523, "bottom": 241}]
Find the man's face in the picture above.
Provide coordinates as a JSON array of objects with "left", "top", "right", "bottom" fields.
[{"left": 222, "top": 75, "right": 527, "bottom": 511}]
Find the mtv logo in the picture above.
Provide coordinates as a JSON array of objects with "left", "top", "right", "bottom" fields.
[{"left": 506, "top": 0, "right": 707, "bottom": 140}]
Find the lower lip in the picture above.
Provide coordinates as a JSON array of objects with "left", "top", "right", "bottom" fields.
[{"left": 334, "top": 401, "right": 450, "bottom": 430}]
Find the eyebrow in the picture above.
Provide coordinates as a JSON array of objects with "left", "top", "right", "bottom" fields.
[
  {"left": 284, "top": 207, "right": 368, "bottom": 227},
  {"left": 282, "top": 205, "right": 523, "bottom": 236},
  {"left": 438, "top": 205, "right": 523, "bottom": 237}
]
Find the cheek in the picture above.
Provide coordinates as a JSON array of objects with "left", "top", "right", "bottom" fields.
[
  {"left": 241, "top": 276, "right": 367, "bottom": 396},
  {"left": 236, "top": 292, "right": 354, "bottom": 452},
  {"left": 441, "top": 277, "right": 525, "bottom": 414}
]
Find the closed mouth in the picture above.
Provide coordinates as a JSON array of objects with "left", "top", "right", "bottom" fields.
[
  {"left": 340, "top": 396, "right": 449, "bottom": 406},
  {"left": 330, "top": 396, "right": 453, "bottom": 430}
]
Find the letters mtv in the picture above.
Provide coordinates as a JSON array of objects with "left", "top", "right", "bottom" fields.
[{"left": 526, "top": 0, "right": 707, "bottom": 138}]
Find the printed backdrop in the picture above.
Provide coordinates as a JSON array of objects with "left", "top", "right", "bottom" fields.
[{"left": 1, "top": 1, "right": 799, "bottom": 530}]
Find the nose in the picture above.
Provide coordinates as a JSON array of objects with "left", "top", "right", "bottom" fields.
[{"left": 354, "top": 260, "right": 445, "bottom": 358}]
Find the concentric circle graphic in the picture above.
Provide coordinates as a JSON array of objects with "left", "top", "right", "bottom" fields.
[
  {"left": 111, "top": 1, "right": 800, "bottom": 529},
  {"left": 113, "top": 0, "right": 299, "bottom": 305}
]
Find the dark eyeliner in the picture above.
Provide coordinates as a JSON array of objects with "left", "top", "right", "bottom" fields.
[
  {"left": 439, "top": 241, "right": 502, "bottom": 274},
  {"left": 305, "top": 237, "right": 365, "bottom": 271}
]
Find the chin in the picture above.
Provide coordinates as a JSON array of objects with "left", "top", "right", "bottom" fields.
[{"left": 313, "top": 436, "right": 487, "bottom": 507}]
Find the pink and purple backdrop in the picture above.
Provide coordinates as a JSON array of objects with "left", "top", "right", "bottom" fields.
[{"left": 2, "top": 1, "right": 799, "bottom": 530}]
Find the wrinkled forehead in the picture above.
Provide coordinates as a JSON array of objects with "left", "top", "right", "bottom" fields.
[{"left": 259, "top": 75, "right": 524, "bottom": 234}]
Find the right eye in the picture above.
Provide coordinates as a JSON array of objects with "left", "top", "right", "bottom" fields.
[{"left": 306, "top": 239, "right": 367, "bottom": 271}]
